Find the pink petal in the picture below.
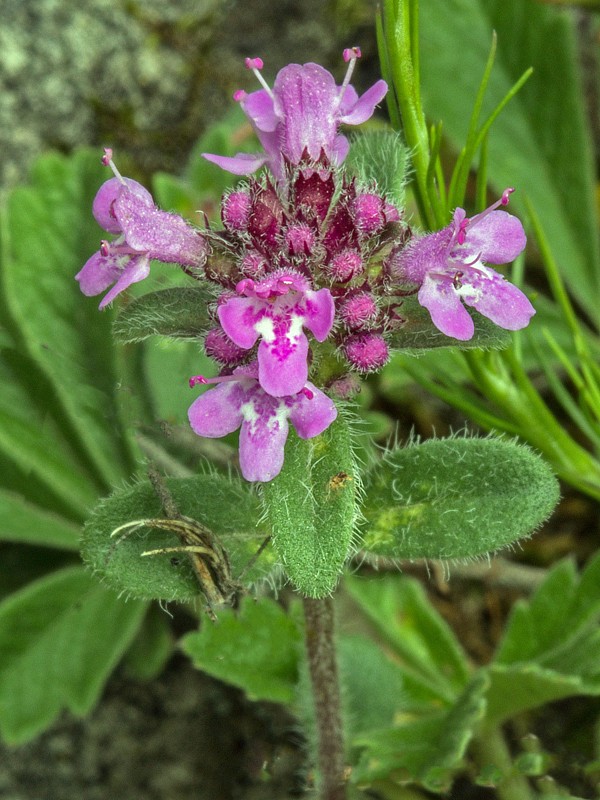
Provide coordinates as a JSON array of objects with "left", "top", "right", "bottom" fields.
[
  {"left": 114, "top": 193, "right": 207, "bottom": 266},
  {"left": 75, "top": 251, "right": 121, "bottom": 296},
  {"left": 241, "top": 89, "right": 278, "bottom": 132},
  {"left": 202, "top": 152, "right": 269, "bottom": 176},
  {"left": 303, "top": 288, "right": 335, "bottom": 342},
  {"left": 465, "top": 269, "right": 536, "bottom": 331},
  {"left": 289, "top": 384, "right": 337, "bottom": 439},
  {"left": 258, "top": 333, "right": 309, "bottom": 397},
  {"left": 239, "top": 413, "right": 289, "bottom": 482},
  {"left": 188, "top": 383, "right": 243, "bottom": 438},
  {"left": 273, "top": 63, "right": 339, "bottom": 162},
  {"left": 418, "top": 274, "right": 474, "bottom": 340},
  {"left": 338, "top": 80, "right": 388, "bottom": 125},
  {"left": 98, "top": 254, "right": 150, "bottom": 309},
  {"left": 460, "top": 210, "right": 526, "bottom": 264},
  {"left": 218, "top": 297, "right": 261, "bottom": 349},
  {"left": 92, "top": 178, "right": 152, "bottom": 234}
]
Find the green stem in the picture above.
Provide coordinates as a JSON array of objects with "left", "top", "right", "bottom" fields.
[
  {"left": 303, "top": 595, "right": 347, "bottom": 800},
  {"left": 471, "top": 725, "right": 533, "bottom": 800},
  {"left": 464, "top": 350, "right": 600, "bottom": 500}
]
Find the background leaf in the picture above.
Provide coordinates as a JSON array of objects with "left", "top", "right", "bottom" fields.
[
  {"left": 344, "top": 573, "right": 470, "bottom": 701},
  {"left": 0, "top": 150, "right": 137, "bottom": 492},
  {"left": 0, "top": 567, "right": 146, "bottom": 744},
  {"left": 0, "top": 490, "right": 80, "bottom": 551},
  {"left": 352, "top": 672, "right": 489, "bottom": 792},
  {"left": 181, "top": 596, "right": 302, "bottom": 704},
  {"left": 484, "top": 553, "right": 600, "bottom": 724}
]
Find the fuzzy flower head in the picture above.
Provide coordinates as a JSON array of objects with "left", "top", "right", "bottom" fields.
[
  {"left": 76, "top": 149, "right": 208, "bottom": 308},
  {"left": 396, "top": 189, "right": 535, "bottom": 340},
  {"left": 188, "top": 364, "right": 337, "bottom": 482},
  {"left": 217, "top": 270, "right": 335, "bottom": 397},
  {"left": 203, "top": 48, "right": 388, "bottom": 180}
]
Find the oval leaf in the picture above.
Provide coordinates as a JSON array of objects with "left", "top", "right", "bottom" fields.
[
  {"left": 262, "top": 416, "right": 357, "bottom": 598},
  {"left": 113, "top": 286, "right": 214, "bottom": 344},
  {"left": 360, "top": 436, "right": 559, "bottom": 559},
  {"left": 81, "top": 475, "right": 273, "bottom": 602}
]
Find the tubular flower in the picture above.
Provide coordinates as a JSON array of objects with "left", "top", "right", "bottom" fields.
[
  {"left": 394, "top": 190, "right": 534, "bottom": 340},
  {"left": 188, "top": 365, "right": 337, "bottom": 482},
  {"left": 76, "top": 150, "right": 207, "bottom": 308},
  {"left": 217, "top": 271, "right": 335, "bottom": 397},
  {"left": 203, "top": 48, "right": 388, "bottom": 180}
]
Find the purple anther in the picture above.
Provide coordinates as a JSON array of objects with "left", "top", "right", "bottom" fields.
[{"left": 245, "top": 57, "right": 264, "bottom": 70}]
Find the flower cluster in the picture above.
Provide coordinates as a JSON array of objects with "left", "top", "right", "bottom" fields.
[{"left": 77, "top": 49, "right": 534, "bottom": 481}]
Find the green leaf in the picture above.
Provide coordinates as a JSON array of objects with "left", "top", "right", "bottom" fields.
[
  {"left": 262, "top": 416, "right": 357, "bottom": 598},
  {"left": 81, "top": 474, "right": 273, "bottom": 602},
  {"left": 0, "top": 489, "right": 80, "bottom": 551},
  {"left": 181, "top": 596, "right": 302, "bottom": 704},
  {"left": 360, "top": 436, "right": 560, "bottom": 559},
  {"left": 483, "top": 553, "right": 600, "bottom": 724},
  {"left": 151, "top": 173, "right": 197, "bottom": 217},
  {"left": 388, "top": 295, "right": 512, "bottom": 353},
  {"left": 0, "top": 347, "right": 99, "bottom": 517},
  {"left": 338, "top": 634, "right": 407, "bottom": 737},
  {"left": 344, "top": 573, "right": 470, "bottom": 700},
  {"left": 484, "top": 664, "right": 593, "bottom": 727},
  {"left": 0, "top": 566, "right": 146, "bottom": 744},
  {"left": 419, "top": 0, "right": 600, "bottom": 317},
  {"left": 112, "top": 287, "right": 214, "bottom": 344},
  {"left": 0, "top": 150, "right": 136, "bottom": 490},
  {"left": 352, "top": 671, "right": 489, "bottom": 791},
  {"left": 143, "top": 337, "right": 215, "bottom": 424},
  {"left": 495, "top": 553, "right": 600, "bottom": 665},
  {"left": 122, "top": 603, "right": 174, "bottom": 680}
]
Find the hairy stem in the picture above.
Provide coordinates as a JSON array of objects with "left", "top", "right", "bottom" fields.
[{"left": 303, "top": 595, "right": 347, "bottom": 800}]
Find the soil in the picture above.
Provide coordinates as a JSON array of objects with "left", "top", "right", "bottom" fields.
[{"left": 0, "top": 656, "right": 306, "bottom": 800}]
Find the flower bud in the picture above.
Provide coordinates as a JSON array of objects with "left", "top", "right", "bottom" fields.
[{"left": 343, "top": 332, "right": 389, "bottom": 372}]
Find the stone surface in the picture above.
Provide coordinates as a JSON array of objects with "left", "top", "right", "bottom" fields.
[{"left": 1, "top": 0, "right": 379, "bottom": 188}]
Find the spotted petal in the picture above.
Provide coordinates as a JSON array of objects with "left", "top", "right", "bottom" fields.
[{"left": 114, "top": 192, "right": 207, "bottom": 266}]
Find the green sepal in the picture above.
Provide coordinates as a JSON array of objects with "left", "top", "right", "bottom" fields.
[
  {"left": 345, "top": 129, "right": 409, "bottom": 207},
  {"left": 360, "top": 436, "right": 559, "bottom": 559},
  {"left": 262, "top": 416, "right": 357, "bottom": 598},
  {"left": 388, "top": 295, "right": 512, "bottom": 353},
  {"left": 112, "top": 286, "right": 214, "bottom": 344},
  {"left": 81, "top": 475, "right": 273, "bottom": 602}
]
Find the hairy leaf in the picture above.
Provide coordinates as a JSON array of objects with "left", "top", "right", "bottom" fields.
[
  {"left": 81, "top": 474, "right": 273, "bottom": 603},
  {"left": 262, "top": 417, "right": 357, "bottom": 598},
  {"left": 360, "top": 437, "right": 559, "bottom": 559},
  {"left": 113, "top": 287, "right": 213, "bottom": 344}
]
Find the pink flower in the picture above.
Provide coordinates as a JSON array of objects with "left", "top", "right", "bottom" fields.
[
  {"left": 217, "top": 270, "right": 335, "bottom": 397},
  {"left": 395, "top": 190, "right": 535, "bottom": 340},
  {"left": 76, "top": 151, "right": 207, "bottom": 308},
  {"left": 203, "top": 49, "right": 387, "bottom": 180},
  {"left": 188, "top": 365, "right": 337, "bottom": 482}
]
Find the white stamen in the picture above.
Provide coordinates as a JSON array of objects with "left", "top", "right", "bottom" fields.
[{"left": 335, "top": 48, "right": 361, "bottom": 107}]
